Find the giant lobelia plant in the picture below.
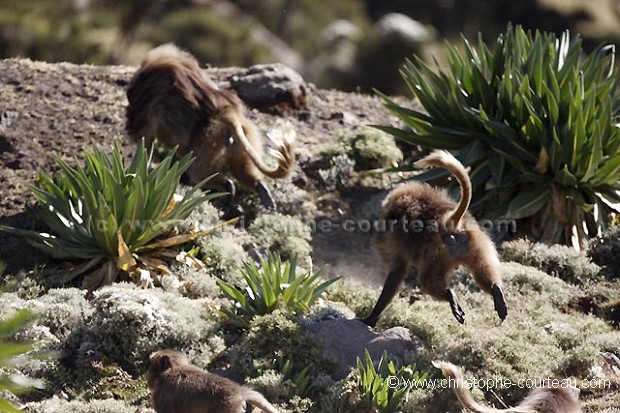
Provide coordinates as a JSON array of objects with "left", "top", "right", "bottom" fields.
[
  {"left": 0, "top": 141, "right": 222, "bottom": 289},
  {"left": 376, "top": 24, "right": 620, "bottom": 247}
]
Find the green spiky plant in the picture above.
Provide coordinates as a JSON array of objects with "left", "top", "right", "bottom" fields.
[
  {"left": 0, "top": 141, "right": 223, "bottom": 290},
  {"left": 0, "top": 310, "right": 44, "bottom": 413},
  {"left": 278, "top": 358, "right": 312, "bottom": 397},
  {"left": 216, "top": 254, "right": 339, "bottom": 327},
  {"left": 355, "top": 350, "right": 428, "bottom": 413},
  {"left": 376, "top": 24, "right": 620, "bottom": 247}
]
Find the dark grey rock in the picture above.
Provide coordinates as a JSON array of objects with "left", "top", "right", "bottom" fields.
[
  {"left": 229, "top": 64, "right": 308, "bottom": 109},
  {"left": 306, "top": 318, "right": 423, "bottom": 379}
]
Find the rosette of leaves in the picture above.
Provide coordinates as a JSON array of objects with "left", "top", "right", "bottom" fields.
[
  {"left": 216, "top": 254, "right": 339, "bottom": 327},
  {"left": 376, "top": 24, "right": 620, "bottom": 247},
  {"left": 355, "top": 350, "right": 427, "bottom": 413},
  {"left": 0, "top": 141, "right": 221, "bottom": 290}
]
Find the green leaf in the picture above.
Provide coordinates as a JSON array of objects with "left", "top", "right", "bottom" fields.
[{"left": 505, "top": 181, "right": 550, "bottom": 219}]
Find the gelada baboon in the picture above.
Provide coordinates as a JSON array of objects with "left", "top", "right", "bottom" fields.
[
  {"left": 125, "top": 44, "right": 295, "bottom": 210},
  {"left": 433, "top": 361, "right": 582, "bottom": 413},
  {"left": 146, "top": 349, "right": 280, "bottom": 413},
  {"left": 363, "top": 150, "right": 507, "bottom": 326}
]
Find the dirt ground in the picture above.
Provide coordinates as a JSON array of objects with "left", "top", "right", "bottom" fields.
[{"left": 0, "top": 57, "right": 406, "bottom": 281}]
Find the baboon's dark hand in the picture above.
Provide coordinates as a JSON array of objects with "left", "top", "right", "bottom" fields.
[
  {"left": 446, "top": 289, "right": 465, "bottom": 324},
  {"left": 492, "top": 284, "right": 508, "bottom": 321}
]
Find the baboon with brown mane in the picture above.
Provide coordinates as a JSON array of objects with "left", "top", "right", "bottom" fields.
[{"left": 126, "top": 44, "right": 295, "bottom": 210}]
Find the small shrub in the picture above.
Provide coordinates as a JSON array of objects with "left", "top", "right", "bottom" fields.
[
  {"left": 198, "top": 232, "right": 249, "bottom": 286},
  {"left": 229, "top": 310, "right": 334, "bottom": 379},
  {"left": 317, "top": 154, "right": 356, "bottom": 191},
  {"left": 0, "top": 141, "right": 219, "bottom": 290},
  {"left": 1, "top": 272, "right": 46, "bottom": 300},
  {"left": 322, "top": 126, "right": 403, "bottom": 170},
  {"left": 249, "top": 213, "right": 312, "bottom": 260},
  {"left": 569, "top": 282, "right": 620, "bottom": 327},
  {"left": 216, "top": 254, "right": 338, "bottom": 327},
  {"left": 268, "top": 179, "right": 315, "bottom": 219},
  {"left": 500, "top": 239, "right": 601, "bottom": 284},
  {"left": 378, "top": 24, "right": 620, "bottom": 246},
  {"left": 26, "top": 288, "right": 94, "bottom": 342},
  {"left": 600, "top": 299, "right": 620, "bottom": 327},
  {"left": 278, "top": 358, "right": 312, "bottom": 398},
  {"left": 64, "top": 283, "right": 220, "bottom": 375},
  {"left": 31, "top": 399, "right": 137, "bottom": 413},
  {"left": 355, "top": 350, "right": 428, "bottom": 413},
  {"left": 588, "top": 226, "right": 620, "bottom": 279},
  {"left": 172, "top": 265, "right": 221, "bottom": 299}
]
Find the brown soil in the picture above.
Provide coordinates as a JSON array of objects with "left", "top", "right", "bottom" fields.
[{"left": 0, "top": 57, "right": 406, "bottom": 280}]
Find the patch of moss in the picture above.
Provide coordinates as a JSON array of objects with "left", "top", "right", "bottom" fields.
[
  {"left": 322, "top": 126, "right": 403, "bottom": 170},
  {"left": 27, "top": 288, "right": 94, "bottom": 342},
  {"left": 249, "top": 212, "right": 312, "bottom": 260},
  {"left": 500, "top": 238, "right": 601, "bottom": 284},
  {"left": 183, "top": 196, "right": 222, "bottom": 232}
]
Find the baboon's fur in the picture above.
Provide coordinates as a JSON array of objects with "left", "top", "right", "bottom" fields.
[
  {"left": 147, "top": 350, "right": 280, "bottom": 413},
  {"left": 126, "top": 44, "right": 294, "bottom": 209},
  {"left": 363, "top": 150, "right": 507, "bottom": 326}
]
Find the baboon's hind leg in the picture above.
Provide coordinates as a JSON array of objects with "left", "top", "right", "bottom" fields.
[
  {"left": 445, "top": 289, "right": 465, "bottom": 324},
  {"left": 419, "top": 259, "right": 465, "bottom": 323},
  {"left": 492, "top": 285, "right": 507, "bottom": 321},
  {"left": 363, "top": 263, "right": 407, "bottom": 327}
]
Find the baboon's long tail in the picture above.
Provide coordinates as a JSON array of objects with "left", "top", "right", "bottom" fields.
[
  {"left": 416, "top": 150, "right": 472, "bottom": 229},
  {"left": 227, "top": 115, "right": 295, "bottom": 179},
  {"left": 433, "top": 362, "right": 535, "bottom": 413},
  {"left": 244, "top": 389, "right": 281, "bottom": 413}
]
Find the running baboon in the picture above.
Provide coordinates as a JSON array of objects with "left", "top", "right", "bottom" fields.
[
  {"left": 146, "top": 349, "right": 280, "bottom": 413},
  {"left": 126, "top": 44, "right": 295, "bottom": 210},
  {"left": 433, "top": 361, "right": 582, "bottom": 413},
  {"left": 363, "top": 150, "right": 507, "bottom": 326}
]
